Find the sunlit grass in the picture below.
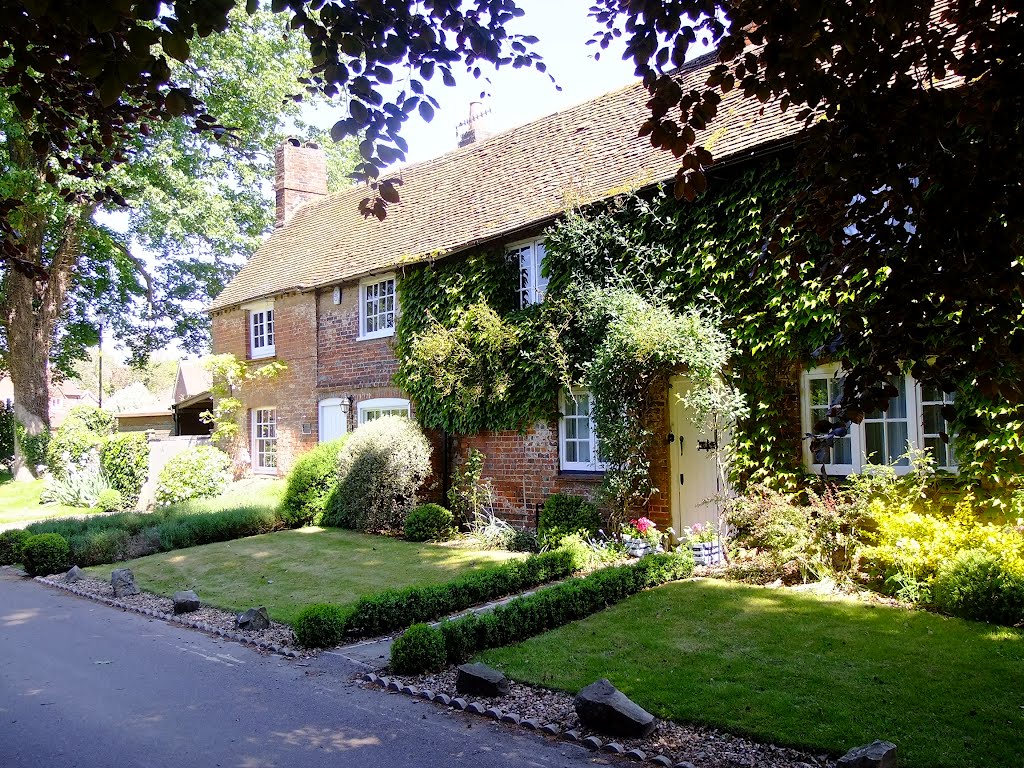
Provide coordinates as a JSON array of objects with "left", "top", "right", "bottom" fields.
[
  {"left": 85, "top": 528, "right": 523, "bottom": 625},
  {"left": 480, "top": 579, "right": 1024, "bottom": 768},
  {"left": 0, "top": 470, "right": 94, "bottom": 525}
]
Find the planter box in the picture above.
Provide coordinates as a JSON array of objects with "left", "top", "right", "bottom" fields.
[{"left": 690, "top": 541, "right": 723, "bottom": 566}]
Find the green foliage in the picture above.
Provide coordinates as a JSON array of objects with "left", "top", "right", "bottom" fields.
[
  {"left": 390, "top": 623, "right": 447, "bottom": 674},
  {"left": 203, "top": 354, "right": 288, "bottom": 445},
  {"left": 21, "top": 533, "right": 71, "bottom": 576},
  {"left": 46, "top": 405, "right": 115, "bottom": 479},
  {"left": 0, "top": 528, "right": 31, "bottom": 565},
  {"left": 40, "top": 449, "right": 110, "bottom": 508},
  {"left": 293, "top": 603, "right": 351, "bottom": 649},
  {"left": 508, "top": 527, "right": 540, "bottom": 553},
  {"left": 155, "top": 446, "right": 231, "bottom": 506},
  {"left": 932, "top": 549, "right": 1024, "bottom": 627},
  {"left": 420, "top": 551, "right": 695, "bottom": 670},
  {"left": 538, "top": 493, "right": 601, "bottom": 547},
  {"left": 323, "top": 416, "right": 432, "bottom": 533},
  {"left": 27, "top": 491, "right": 286, "bottom": 567},
  {"left": 281, "top": 436, "right": 350, "bottom": 527},
  {"left": 339, "top": 548, "right": 577, "bottom": 638},
  {"left": 100, "top": 432, "right": 149, "bottom": 507},
  {"left": 96, "top": 488, "right": 124, "bottom": 513},
  {"left": 404, "top": 503, "right": 455, "bottom": 542},
  {"left": 0, "top": 401, "right": 14, "bottom": 467},
  {"left": 447, "top": 448, "right": 489, "bottom": 527}
]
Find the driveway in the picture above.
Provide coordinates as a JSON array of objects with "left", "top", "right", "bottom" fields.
[{"left": 0, "top": 569, "right": 591, "bottom": 768}]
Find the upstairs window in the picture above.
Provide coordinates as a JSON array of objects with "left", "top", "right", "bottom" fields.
[
  {"left": 359, "top": 274, "right": 397, "bottom": 340},
  {"left": 559, "top": 390, "right": 607, "bottom": 472},
  {"left": 510, "top": 238, "right": 548, "bottom": 308},
  {"left": 247, "top": 301, "right": 275, "bottom": 359},
  {"left": 358, "top": 397, "right": 411, "bottom": 425}
]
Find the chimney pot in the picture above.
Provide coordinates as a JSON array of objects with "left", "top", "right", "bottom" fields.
[
  {"left": 275, "top": 140, "right": 328, "bottom": 227},
  {"left": 458, "top": 101, "right": 493, "bottom": 147}
]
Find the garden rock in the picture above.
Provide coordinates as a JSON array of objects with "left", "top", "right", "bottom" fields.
[
  {"left": 456, "top": 663, "right": 510, "bottom": 698},
  {"left": 574, "top": 678, "right": 656, "bottom": 738},
  {"left": 236, "top": 607, "right": 270, "bottom": 631},
  {"left": 838, "top": 741, "right": 897, "bottom": 768},
  {"left": 173, "top": 590, "right": 201, "bottom": 614},
  {"left": 64, "top": 566, "right": 84, "bottom": 583},
  {"left": 111, "top": 568, "right": 140, "bottom": 597}
]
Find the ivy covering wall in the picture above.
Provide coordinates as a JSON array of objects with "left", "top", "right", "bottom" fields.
[{"left": 395, "top": 155, "right": 1024, "bottom": 493}]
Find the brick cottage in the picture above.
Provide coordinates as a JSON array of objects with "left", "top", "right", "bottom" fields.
[{"left": 208, "top": 51, "right": 959, "bottom": 533}]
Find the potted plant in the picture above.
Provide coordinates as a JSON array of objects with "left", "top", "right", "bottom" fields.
[
  {"left": 621, "top": 516, "right": 662, "bottom": 557},
  {"left": 684, "top": 521, "right": 724, "bottom": 566}
]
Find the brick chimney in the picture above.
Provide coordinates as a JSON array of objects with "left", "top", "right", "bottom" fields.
[
  {"left": 275, "top": 138, "right": 328, "bottom": 227},
  {"left": 457, "top": 101, "right": 493, "bottom": 148}
]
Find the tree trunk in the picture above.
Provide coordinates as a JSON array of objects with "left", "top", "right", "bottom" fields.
[{"left": 2, "top": 208, "right": 84, "bottom": 480}]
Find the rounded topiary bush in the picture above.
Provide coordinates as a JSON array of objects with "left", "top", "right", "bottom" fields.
[
  {"left": 282, "top": 436, "right": 350, "bottom": 527},
  {"left": 22, "top": 533, "right": 71, "bottom": 576},
  {"left": 933, "top": 548, "right": 1024, "bottom": 626},
  {"left": 46, "top": 404, "right": 116, "bottom": 479},
  {"left": 390, "top": 622, "right": 446, "bottom": 675},
  {"left": 538, "top": 493, "right": 602, "bottom": 547},
  {"left": 0, "top": 529, "right": 32, "bottom": 566},
  {"left": 294, "top": 603, "right": 351, "bottom": 648},
  {"left": 155, "top": 445, "right": 231, "bottom": 506},
  {"left": 96, "top": 488, "right": 125, "bottom": 513},
  {"left": 404, "top": 503, "right": 455, "bottom": 542},
  {"left": 323, "top": 416, "right": 432, "bottom": 534}
]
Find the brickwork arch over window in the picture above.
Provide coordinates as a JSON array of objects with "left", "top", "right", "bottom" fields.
[
  {"left": 801, "top": 365, "right": 957, "bottom": 475},
  {"left": 357, "top": 397, "right": 411, "bottom": 425}
]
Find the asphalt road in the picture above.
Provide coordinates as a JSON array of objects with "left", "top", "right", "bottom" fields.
[{"left": 0, "top": 569, "right": 593, "bottom": 768}]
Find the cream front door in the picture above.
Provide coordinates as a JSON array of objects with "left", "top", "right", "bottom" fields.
[
  {"left": 668, "top": 376, "right": 729, "bottom": 534},
  {"left": 318, "top": 398, "right": 347, "bottom": 443}
]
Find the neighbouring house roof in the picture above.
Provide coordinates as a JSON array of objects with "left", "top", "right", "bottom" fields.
[
  {"left": 209, "top": 50, "right": 803, "bottom": 313},
  {"left": 174, "top": 360, "right": 212, "bottom": 402}
]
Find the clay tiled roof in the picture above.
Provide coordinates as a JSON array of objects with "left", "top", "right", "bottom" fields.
[{"left": 209, "top": 51, "right": 801, "bottom": 312}]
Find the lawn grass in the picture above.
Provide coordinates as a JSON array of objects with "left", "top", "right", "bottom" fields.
[
  {"left": 479, "top": 579, "right": 1024, "bottom": 768},
  {"left": 85, "top": 528, "right": 524, "bottom": 625},
  {"left": 0, "top": 470, "right": 94, "bottom": 525}
]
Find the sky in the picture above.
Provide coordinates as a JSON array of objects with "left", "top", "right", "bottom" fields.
[{"left": 305, "top": 0, "right": 643, "bottom": 168}]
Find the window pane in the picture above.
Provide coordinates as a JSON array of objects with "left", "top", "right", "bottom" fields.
[
  {"left": 833, "top": 436, "right": 853, "bottom": 465},
  {"left": 810, "top": 379, "right": 829, "bottom": 408},
  {"left": 922, "top": 383, "right": 943, "bottom": 402},
  {"left": 865, "top": 422, "right": 884, "bottom": 464},
  {"left": 923, "top": 404, "right": 943, "bottom": 435},
  {"left": 888, "top": 376, "right": 908, "bottom": 419},
  {"left": 888, "top": 421, "right": 909, "bottom": 465},
  {"left": 565, "top": 440, "right": 578, "bottom": 463},
  {"left": 565, "top": 418, "right": 577, "bottom": 439}
]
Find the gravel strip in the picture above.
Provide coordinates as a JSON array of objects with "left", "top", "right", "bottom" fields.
[
  {"left": 381, "top": 667, "right": 836, "bottom": 768},
  {"left": 36, "top": 573, "right": 306, "bottom": 657}
]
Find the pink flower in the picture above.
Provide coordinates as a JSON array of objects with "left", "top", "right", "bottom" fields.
[{"left": 631, "top": 517, "right": 656, "bottom": 534}]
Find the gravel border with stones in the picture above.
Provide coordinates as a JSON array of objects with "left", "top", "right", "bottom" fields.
[
  {"left": 35, "top": 572, "right": 306, "bottom": 658},
  {"left": 363, "top": 668, "right": 837, "bottom": 768}
]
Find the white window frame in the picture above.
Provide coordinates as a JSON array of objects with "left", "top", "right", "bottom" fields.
[
  {"left": 558, "top": 389, "right": 607, "bottom": 472},
  {"left": 919, "top": 386, "right": 958, "bottom": 472},
  {"left": 357, "top": 397, "right": 411, "bottom": 425},
  {"left": 318, "top": 397, "right": 349, "bottom": 443},
  {"left": 358, "top": 273, "right": 398, "bottom": 340},
  {"left": 509, "top": 238, "right": 548, "bottom": 308},
  {"left": 801, "top": 365, "right": 957, "bottom": 475},
  {"left": 245, "top": 300, "right": 275, "bottom": 359},
  {"left": 252, "top": 407, "right": 278, "bottom": 474}
]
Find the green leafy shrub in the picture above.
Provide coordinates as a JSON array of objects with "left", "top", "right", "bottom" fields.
[
  {"left": 508, "top": 527, "right": 539, "bottom": 552},
  {"left": 334, "top": 548, "right": 578, "bottom": 638},
  {"left": 21, "top": 533, "right": 71, "bottom": 576},
  {"left": 538, "top": 493, "right": 601, "bottom": 547},
  {"left": 40, "top": 448, "right": 110, "bottom": 508},
  {"left": 0, "top": 529, "right": 32, "bottom": 565},
  {"left": 282, "top": 436, "right": 350, "bottom": 527},
  {"left": 46, "top": 405, "right": 115, "bottom": 479},
  {"left": 155, "top": 446, "right": 231, "bottom": 506},
  {"left": 294, "top": 603, "right": 351, "bottom": 648},
  {"left": 96, "top": 488, "right": 125, "bottom": 513},
  {"left": 390, "top": 623, "right": 447, "bottom": 674},
  {"left": 26, "top": 485, "right": 286, "bottom": 567},
  {"left": 404, "top": 503, "right": 455, "bottom": 542},
  {"left": 398, "top": 551, "right": 695, "bottom": 672},
  {"left": 101, "top": 432, "right": 149, "bottom": 507},
  {"left": 323, "top": 416, "right": 432, "bottom": 533},
  {"left": 932, "top": 549, "right": 1024, "bottom": 626}
]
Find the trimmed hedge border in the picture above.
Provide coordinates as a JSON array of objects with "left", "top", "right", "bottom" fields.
[
  {"left": 34, "top": 574, "right": 299, "bottom": 658},
  {"left": 295, "top": 548, "right": 579, "bottom": 647},
  {"left": 392, "top": 552, "right": 695, "bottom": 672}
]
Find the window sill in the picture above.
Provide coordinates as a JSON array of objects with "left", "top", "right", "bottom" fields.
[
  {"left": 558, "top": 469, "right": 606, "bottom": 483},
  {"left": 357, "top": 330, "right": 395, "bottom": 342},
  {"left": 250, "top": 350, "right": 277, "bottom": 361},
  {"left": 253, "top": 468, "right": 278, "bottom": 476}
]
